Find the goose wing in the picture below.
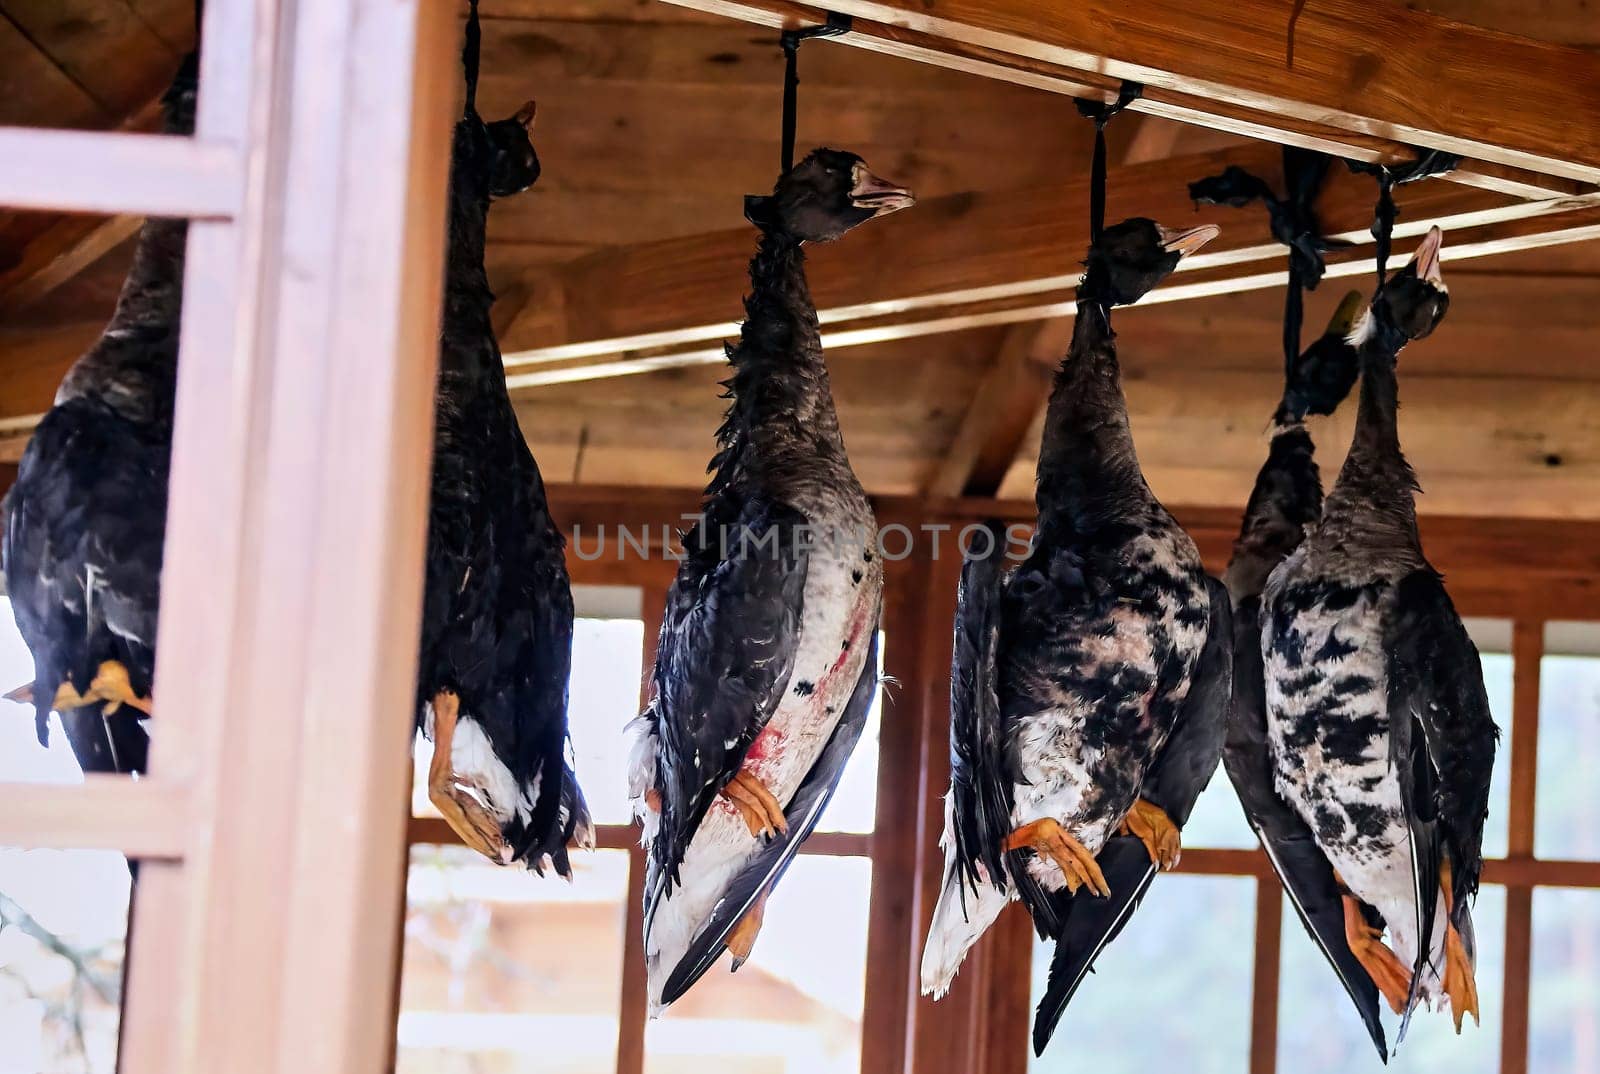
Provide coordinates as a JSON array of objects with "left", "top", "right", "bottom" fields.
[
  {"left": 1032, "top": 575, "right": 1233, "bottom": 1055},
  {"left": 1225, "top": 592, "right": 1387, "bottom": 1060},
  {"left": 1385, "top": 569, "right": 1499, "bottom": 1021},
  {"left": 947, "top": 521, "right": 1015, "bottom": 900},
  {"left": 4, "top": 401, "right": 164, "bottom": 774},
  {"left": 660, "top": 629, "right": 877, "bottom": 1003},
  {"left": 648, "top": 496, "right": 810, "bottom": 891}
]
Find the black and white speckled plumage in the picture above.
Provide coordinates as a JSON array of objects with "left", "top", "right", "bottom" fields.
[
  {"left": 1221, "top": 296, "right": 1389, "bottom": 1057},
  {"left": 628, "top": 150, "right": 904, "bottom": 1011},
  {"left": 415, "top": 108, "right": 589, "bottom": 874},
  {"left": 2, "top": 58, "right": 197, "bottom": 779},
  {"left": 1260, "top": 239, "right": 1498, "bottom": 1032},
  {"left": 923, "top": 220, "right": 1234, "bottom": 1054}
]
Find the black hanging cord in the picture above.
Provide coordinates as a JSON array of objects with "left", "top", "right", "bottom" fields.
[
  {"left": 1190, "top": 147, "right": 1340, "bottom": 378},
  {"left": 779, "top": 13, "right": 851, "bottom": 174},
  {"left": 1347, "top": 149, "right": 1461, "bottom": 287},
  {"left": 463, "top": 0, "right": 482, "bottom": 118},
  {"left": 1074, "top": 82, "right": 1143, "bottom": 245}
]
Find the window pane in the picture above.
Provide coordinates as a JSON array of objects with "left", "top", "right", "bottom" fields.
[
  {"left": 1536, "top": 622, "right": 1600, "bottom": 860},
  {"left": 397, "top": 845, "right": 629, "bottom": 1074},
  {"left": 412, "top": 613, "right": 645, "bottom": 828},
  {"left": 1181, "top": 771, "right": 1259, "bottom": 850},
  {"left": 1027, "top": 875, "right": 1254, "bottom": 1072},
  {"left": 1278, "top": 885, "right": 1505, "bottom": 1072},
  {"left": 644, "top": 855, "right": 870, "bottom": 1074},
  {"left": 1531, "top": 888, "right": 1600, "bottom": 1072},
  {"left": 1475, "top": 649, "right": 1515, "bottom": 861},
  {"left": 0, "top": 847, "right": 130, "bottom": 1074},
  {"left": 815, "top": 633, "right": 884, "bottom": 835},
  {"left": 568, "top": 616, "right": 645, "bottom": 827}
]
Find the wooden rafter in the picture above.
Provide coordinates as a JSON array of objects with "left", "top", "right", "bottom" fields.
[
  {"left": 0, "top": 96, "right": 165, "bottom": 313},
  {"left": 926, "top": 320, "right": 1063, "bottom": 498},
  {"left": 487, "top": 142, "right": 1600, "bottom": 388},
  {"left": 663, "top": 0, "right": 1600, "bottom": 185}
]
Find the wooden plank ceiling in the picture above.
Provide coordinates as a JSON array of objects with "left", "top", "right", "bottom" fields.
[{"left": 0, "top": 0, "right": 1596, "bottom": 519}]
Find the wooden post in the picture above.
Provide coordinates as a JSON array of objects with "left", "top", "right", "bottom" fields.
[
  {"left": 116, "top": 2, "right": 458, "bottom": 1072},
  {"left": 615, "top": 578, "right": 667, "bottom": 1074},
  {"left": 1248, "top": 876, "right": 1283, "bottom": 1074},
  {"left": 1500, "top": 619, "right": 1545, "bottom": 1074}
]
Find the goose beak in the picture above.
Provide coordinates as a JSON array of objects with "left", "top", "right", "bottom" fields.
[
  {"left": 1413, "top": 225, "right": 1445, "bottom": 287},
  {"left": 850, "top": 163, "right": 915, "bottom": 216},
  {"left": 1157, "top": 223, "right": 1221, "bottom": 259}
]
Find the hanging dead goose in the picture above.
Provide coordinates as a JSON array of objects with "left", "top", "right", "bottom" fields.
[
  {"left": 1260, "top": 228, "right": 1497, "bottom": 1040},
  {"left": 921, "top": 218, "right": 1235, "bottom": 1057},
  {"left": 1223, "top": 291, "right": 1392, "bottom": 1056},
  {"left": 414, "top": 77, "right": 591, "bottom": 872},
  {"left": 626, "top": 148, "right": 912, "bottom": 1012},
  {"left": 2, "top": 55, "right": 198, "bottom": 780}
]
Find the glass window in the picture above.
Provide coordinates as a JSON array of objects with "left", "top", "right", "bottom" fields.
[
  {"left": 1531, "top": 888, "right": 1600, "bottom": 1072},
  {"left": 1180, "top": 770, "right": 1259, "bottom": 850},
  {"left": 644, "top": 855, "right": 871, "bottom": 1074},
  {"left": 1027, "top": 875, "right": 1255, "bottom": 1073},
  {"left": 0, "top": 847, "right": 130, "bottom": 1074},
  {"left": 1278, "top": 885, "right": 1506, "bottom": 1073},
  {"left": 1536, "top": 622, "right": 1600, "bottom": 861},
  {"left": 396, "top": 844, "right": 630, "bottom": 1074},
  {"left": 1463, "top": 619, "right": 1514, "bottom": 861}
]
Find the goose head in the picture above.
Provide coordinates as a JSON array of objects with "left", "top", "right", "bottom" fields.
[
  {"left": 1083, "top": 218, "right": 1219, "bottom": 306},
  {"left": 1284, "top": 289, "right": 1364, "bottom": 418},
  {"left": 746, "top": 148, "right": 914, "bottom": 243},
  {"left": 485, "top": 100, "right": 540, "bottom": 197},
  {"left": 1366, "top": 225, "right": 1450, "bottom": 343}
]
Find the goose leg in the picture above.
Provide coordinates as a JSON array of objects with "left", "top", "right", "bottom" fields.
[
  {"left": 1342, "top": 894, "right": 1412, "bottom": 1014},
  {"left": 427, "top": 689, "right": 511, "bottom": 864},
  {"left": 1004, "top": 817, "right": 1111, "bottom": 897},
  {"left": 1439, "top": 862, "right": 1481, "bottom": 1032},
  {"left": 1118, "top": 797, "right": 1182, "bottom": 869},
  {"left": 86, "top": 661, "right": 153, "bottom": 716},
  {"left": 719, "top": 768, "right": 788, "bottom": 839},
  {"left": 727, "top": 887, "right": 771, "bottom": 971}
]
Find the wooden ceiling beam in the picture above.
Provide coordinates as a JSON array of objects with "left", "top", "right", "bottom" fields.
[
  {"left": 495, "top": 142, "right": 1600, "bottom": 387},
  {"left": 926, "top": 320, "right": 1065, "bottom": 498},
  {"left": 662, "top": 0, "right": 1600, "bottom": 186}
]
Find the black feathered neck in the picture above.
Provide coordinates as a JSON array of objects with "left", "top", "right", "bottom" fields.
[
  {"left": 1032, "top": 300, "right": 1152, "bottom": 540},
  {"left": 101, "top": 62, "right": 197, "bottom": 340},
  {"left": 1315, "top": 318, "right": 1423, "bottom": 554},
  {"left": 702, "top": 227, "right": 843, "bottom": 510},
  {"left": 1225, "top": 419, "right": 1322, "bottom": 602},
  {"left": 443, "top": 118, "right": 496, "bottom": 318}
]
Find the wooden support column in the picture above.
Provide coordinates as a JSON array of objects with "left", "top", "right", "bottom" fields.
[
  {"left": 114, "top": 2, "right": 459, "bottom": 1073},
  {"left": 893, "top": 531, "right": 971, "bottom": 1074},
  {"left": 1500, "top": 619, "right": 1544, "bottom": 1074},
  {"left": 861, "top": 522, "right": 938, "bottom": 1074},
  {"left": 1248, "top": 875, "right": 1283, "bottom": 1074},
  {"left": 615, "top": 578, "right": 667, "bottom": 1074}
]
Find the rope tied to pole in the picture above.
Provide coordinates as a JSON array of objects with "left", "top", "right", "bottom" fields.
[
  {"left": 463, "top": 0, "right": 483, "bottom": 119},
  {"left": 1190, "top": 147, "right": 1344, "bottom": 378},
  {"left": 1347, "top": 149, "right": 1461, "bottom": 288},
  {"left": 1074, "top": 82, "right": 1144, "bottom": 246}
]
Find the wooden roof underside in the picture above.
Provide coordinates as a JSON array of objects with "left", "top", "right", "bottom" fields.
[{"left": 1, "top": 0, "right": 1597, "bottom": 519}]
